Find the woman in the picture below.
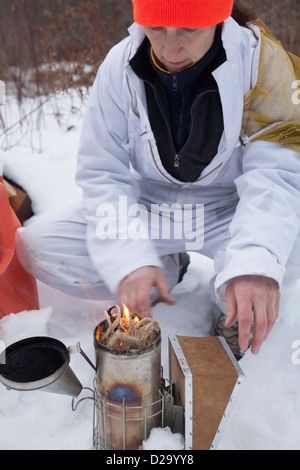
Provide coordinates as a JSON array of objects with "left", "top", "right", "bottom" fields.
[{"left": 17, "top": 0, "right": 300, "bottom": 358}]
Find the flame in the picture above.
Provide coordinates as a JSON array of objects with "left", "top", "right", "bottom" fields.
[
  {"left": 95, "top": 305, "right": 141, "bottom": 345},
  {"left": 122, "top": 303, "right": 141, "bottom": 326},
  {"left": 96, "top": 322, "right": 104, "bottom": 342},
  {"left": 122, "top": 303, "right": 130, "bottom": 323}
]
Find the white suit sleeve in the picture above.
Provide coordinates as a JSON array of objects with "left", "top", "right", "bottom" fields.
[
  {"left": 214, "top": 140, "right": 300, "bottom": 301},
  {"left": 76, "top": 52, "right": 162, "bottom": 295}
]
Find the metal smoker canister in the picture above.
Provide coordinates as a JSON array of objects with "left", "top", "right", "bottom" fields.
[{"left": 94, "top": 322, "right": 162, "bottom": 450}]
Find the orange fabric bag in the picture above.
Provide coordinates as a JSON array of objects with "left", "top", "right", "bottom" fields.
[{"left": 0, "top": 175, "right": 39, "bottom": 319}]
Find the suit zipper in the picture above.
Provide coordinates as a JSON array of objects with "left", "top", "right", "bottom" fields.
[
  {"left": 174, "top": 154, "right": 180, "bottom": 168},
  {"left": 146, "top": 82, "right": 223, "bottom": 181},
  {"left": 148, "top": 139, "right": 223, "bottom": 184},
  {"left": 148, "top": 140, "right": 181, "bottom": 186},
  {"left": 172, "top": 75, "right": 178, "bottom": 92}
]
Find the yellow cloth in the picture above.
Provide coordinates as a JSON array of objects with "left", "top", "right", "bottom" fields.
[{"left": 242, "top": 19, "right": 300, "bottom": 154}]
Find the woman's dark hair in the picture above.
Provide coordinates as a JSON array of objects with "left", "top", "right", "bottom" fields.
[{"left": 231, "top": 0, "right": 258, "bottom": 27}]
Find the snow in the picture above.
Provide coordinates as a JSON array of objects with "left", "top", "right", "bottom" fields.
[
  {"left": 1, "top": 92, "right": 300, "bottom": 450},
  {"left": 142, "top": 427, "right": 185, "bottom": 450}
]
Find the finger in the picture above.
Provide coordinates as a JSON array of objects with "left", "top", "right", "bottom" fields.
[
  {"left": 263, "top": 291, "right": 280, "bottom": 341},
  {"left": 225, "top": 281, "right": 238, "bottom": 327},
  {"left": 251, "top": 307, "right": 268, "bottom": 355},
  {"left": 118, "top": 281, "right": 151, "bottom": 317},
  {"left": 130, "top": 281, "right": 153, "bottom": 316},
  {"left": 263, "top": 306, "right": 276, "bottom": 342},
  {"left": 275, "top": 290, "right": 281, "bottom": 319},
  {"left": 237, "top": 300, "right": 253, "bottom": 352},
  {"left": 156, "top": 271, "right": 176, "bottom": 306}
]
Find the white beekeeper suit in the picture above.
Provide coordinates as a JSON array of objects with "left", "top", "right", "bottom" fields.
[{"left": 16, "top": 17, "right": 300, "bottom": 304}]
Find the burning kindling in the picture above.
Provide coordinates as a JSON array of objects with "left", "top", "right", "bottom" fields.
[{"left": 96, "top": 304, "right": 160, "bottom": 350}]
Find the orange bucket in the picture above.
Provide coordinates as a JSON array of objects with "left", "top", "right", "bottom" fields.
[{"left": 0, "top": 176, "right": 39, "bottom": 319}]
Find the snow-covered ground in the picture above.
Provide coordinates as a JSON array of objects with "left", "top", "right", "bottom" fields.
[{"left": 1, "top": 92, "right": 300, "bottom": 450}]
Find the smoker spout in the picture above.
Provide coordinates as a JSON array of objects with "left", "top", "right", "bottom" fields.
[{"left": 68, "top": 342, "right": 96, "bottom": 372}]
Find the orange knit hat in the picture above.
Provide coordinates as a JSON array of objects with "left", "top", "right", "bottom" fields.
[{"left": 133, "top": 0, "right": 233, "bottom": 28}]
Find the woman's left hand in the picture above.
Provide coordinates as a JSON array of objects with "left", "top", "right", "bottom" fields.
[{"left": 226, "top": 275, "right": 281, "bottom": 355}]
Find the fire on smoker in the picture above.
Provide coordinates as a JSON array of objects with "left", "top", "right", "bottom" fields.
[
  {"left": 95, "top": 304, "right": 160, "bottom": 350},
  {"left": 94, "top": 304, "right": 163, "bottom": 450}
]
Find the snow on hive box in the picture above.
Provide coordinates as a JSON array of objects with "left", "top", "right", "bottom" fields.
[{"left": 168, "top": 335, "right": 245, "bottom": 450}]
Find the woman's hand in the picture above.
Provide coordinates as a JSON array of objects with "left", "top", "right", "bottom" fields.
[
  {"left": 118, "top": 266, "right": 176, "bottom": 317},
  {"left": 226, "top": 275, "right": 281, "bottom": 355}
]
